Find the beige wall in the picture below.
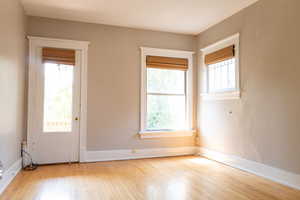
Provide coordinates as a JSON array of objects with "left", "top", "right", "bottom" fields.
[
  {"left": 27, "top": 17, "right": 197, "bottom": 151},
  {"left": 197, "top": 0, "right": 300, "bottom": 174},
  {"left": 2, "top": 0, "right": 299, "bottom": 177},
  {"left": 0, "top": 0, "right": 27, "bottom": 170}
]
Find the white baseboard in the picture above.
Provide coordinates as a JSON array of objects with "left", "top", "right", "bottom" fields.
[
  {"left": 84, "top": 146, "right": 197, "bottom": 162},
  {"left": 198, "top": 147, "right": 300, "bottom": 190},
  {"left": 0, "top": 159, "right": 22, "bottom": 195}
]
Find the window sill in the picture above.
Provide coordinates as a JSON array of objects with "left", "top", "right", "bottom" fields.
[
  {"left": 201, "top": 90, "right": 240, "bottom": 101},
  {"left": 139, "top": 130, "right": 195, "bottom": 139}
]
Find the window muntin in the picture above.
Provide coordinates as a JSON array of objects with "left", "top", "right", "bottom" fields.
[
  {"left": 43, "top": 63, "right": 74, "bottom": 132},
  {"left": 207, "top": 58, "right": 236, "bottom": 92},
  {"left": 146, "top": 68, "right": 187, "bottom": 131}
]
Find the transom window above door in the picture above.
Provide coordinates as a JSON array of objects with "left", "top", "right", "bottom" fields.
[{"left": 139, "top": 48, "right": 194, "bottom": 138}]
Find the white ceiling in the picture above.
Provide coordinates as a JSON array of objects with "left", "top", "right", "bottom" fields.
[{"left": 21, "top": 0, "right": 258, "bottom": 35}]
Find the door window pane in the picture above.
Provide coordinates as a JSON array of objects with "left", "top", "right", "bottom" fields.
[
  {"left": 146, "top": 95, "right": 186, "bottom": 130},
  {"left": 43, "top": 63, "right": 73, "bottom": 132}
]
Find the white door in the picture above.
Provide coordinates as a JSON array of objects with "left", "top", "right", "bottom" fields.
[{"left": 30, "top": 48, "right": 81, "bottom": 164}]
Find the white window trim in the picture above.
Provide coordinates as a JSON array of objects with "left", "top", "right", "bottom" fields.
[
  {"left": 200, "top": 33, "right": 240, "bottom": 101},
  {"left": 139, "top": 130, "right": 196, "bottom": 139},
  {"left": 139, "top": 47, "right": 195, "bottom": 138}
]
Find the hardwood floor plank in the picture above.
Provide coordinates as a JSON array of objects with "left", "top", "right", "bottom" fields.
[{"left": 1, "top": 156, "right": 300, "bottom": 200}]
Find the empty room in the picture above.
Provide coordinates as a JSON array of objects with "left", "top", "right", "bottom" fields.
[{"left": 1, "top": 0, "right": 300, "bottom": 199}]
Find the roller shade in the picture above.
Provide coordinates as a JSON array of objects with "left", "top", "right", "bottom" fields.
[
  {"left": 205, "top": 45, "right": 235, "bottom": 65},
  {"left": 42, "top": 47, "right": 75, "bottom": 65},
  {"left": 146, "top": 56, "right": 188, "bottom": 71}
]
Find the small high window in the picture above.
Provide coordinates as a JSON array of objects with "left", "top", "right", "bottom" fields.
[
  {"left": 201, "top": 34, "right": 240, "bottom": 100},
  {"left": 208, "top": 57, "right": 236, "bottom": 92}
]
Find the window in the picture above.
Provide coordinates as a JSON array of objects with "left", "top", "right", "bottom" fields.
[
  {"left": 43, "top": 63, "right": 74, "bottom": 132},
  {"left": 147, "top": 68, "right": 186, "bottom": 130},
  {"left": 208, "top": 58, "right": 236, "bottom": 92},
  {"left": 201, "top": 33, "right": 240, "bottom": 100},
  {"left": 140, "top": 48, "right": 194, "bottom": 138},
  {"left": 41, "top": 47, "right": 76, "bottom": 132}
]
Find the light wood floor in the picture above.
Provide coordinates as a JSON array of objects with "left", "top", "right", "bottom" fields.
[{"left": 1, "top": 156, "right": 300, "bottom": 200}]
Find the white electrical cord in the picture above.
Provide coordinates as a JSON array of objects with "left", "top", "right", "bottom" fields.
[
  {"left": 0, "top": 161, "right": 3, "bottom": 179},
  {"left": 22, "top": 149, "right": 38, "bottom": 171}
]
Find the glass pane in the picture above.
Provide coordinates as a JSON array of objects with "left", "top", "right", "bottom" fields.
[
  {"left": 215, "top": 65, "right": 221, "bottom": 90},
  {"left": 147, "top": 68, "right": 185, "bottom": 94},
  {"left": 208, "top": 66, "right": 215, "bottom": 91},
  {"left": 221, "top": 63, "right": 227, "bottom": 89},
  {"left": 228, "top": 59, "right": 236, "bottom": 88},
  {"left": 43, "top": 63, "right": 73, "bottom": 132},
  {"left": 146, "top": 95, "right": 186, "bottom": 130},
  {"left": 208, "top": 58, "right": 236, "bottom": 92}
]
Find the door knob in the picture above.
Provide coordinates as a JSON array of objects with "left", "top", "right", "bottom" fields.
[{"left": 75, "top": 117, "right": 79, "bottom": 121}]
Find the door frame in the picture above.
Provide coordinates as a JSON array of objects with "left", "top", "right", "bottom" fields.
[{"left": 27, "top": 36, "right": 89, "bottom": 162}]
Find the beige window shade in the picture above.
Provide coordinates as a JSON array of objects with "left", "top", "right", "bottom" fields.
[
  {"left": 205, "top": 45, "right": 235, "bottom": 65},
  {"left": 42, "top": 48, "right": 75, "bottom": 65},
  {"left": 146, "top": 56, "right": 188, "bottom": 71}
]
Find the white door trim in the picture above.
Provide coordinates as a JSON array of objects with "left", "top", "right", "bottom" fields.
[{"left": 27, "top": 36, "right": 89, "bottom": 162}]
